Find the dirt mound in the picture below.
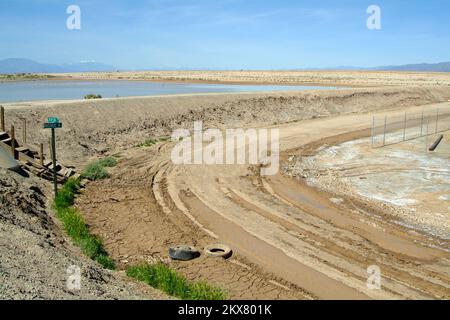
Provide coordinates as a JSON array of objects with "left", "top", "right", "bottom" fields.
[
  {"left": 3, "top": 86, "right": 450, "bottom": 167},
  {"left": 0, "top": 169, "right": 166, "bottom": 300}
]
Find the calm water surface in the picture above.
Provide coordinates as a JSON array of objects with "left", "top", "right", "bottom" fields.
[{"left": 0, "top": 80, "right": 341, "bottom": 103}]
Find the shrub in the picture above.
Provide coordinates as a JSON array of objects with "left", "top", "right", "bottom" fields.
[
  {"left": 81, "top": 157, "right": 118, "bottom": 181},
  {"left": 136, "top": 138, "right": 158, "bottom": 148},
  {"left": 97, "top": 157, "right": 117, "bottom": 168},
  {"left": 81, "top": 163, "right": 109, "bottom": 181},
  {"left": 126, "top": 263, "right": 227, "bottom": 300},
  {"left": 84, "top": 94, "right": 102, "bottom": 100}
]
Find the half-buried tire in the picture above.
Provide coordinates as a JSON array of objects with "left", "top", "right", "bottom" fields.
[
  {"left": 204, "top": 244, "right": 232, "bottom": 259},
  {"left": 168, "top": 245, "right": 201, "bottom": 261}
]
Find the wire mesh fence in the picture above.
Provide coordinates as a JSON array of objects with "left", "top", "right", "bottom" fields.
[{"left": 371, "top": 108, "right": 450, "bottom": 148}]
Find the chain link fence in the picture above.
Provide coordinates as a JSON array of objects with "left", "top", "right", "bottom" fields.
[{"left": 371, "top": 108, "right": 450, "bottom": 148}]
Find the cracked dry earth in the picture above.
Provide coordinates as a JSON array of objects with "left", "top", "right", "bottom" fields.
[{"left": 75, "top": 147, "right": 309, "bottom": 300}]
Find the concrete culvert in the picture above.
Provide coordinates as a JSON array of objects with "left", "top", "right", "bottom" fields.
[
  {"left": 204, "top": 244, "right": 232, "bottom": 259},
  {"left": 168, "top": 245, "right": 200, "bottom": 261}
]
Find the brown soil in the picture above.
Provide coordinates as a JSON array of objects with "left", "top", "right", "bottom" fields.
[
  {"left": 4, "top": 85, "right": 450, "bottom": 300},
  {"left": 75, "top": 147, "right": 311, "bottom": 299},
  {"left": 76, "top": 101, "right": 450, "bottom": 299}
]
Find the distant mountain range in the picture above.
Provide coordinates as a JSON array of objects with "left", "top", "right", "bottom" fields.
[
  {"left": 0, "top": 58, "right": 117, "bottom": 74},
  {"left": 0, "top": 58, "right": 449, "bottom": 73},
  {"left": 373, "top": 62, "right": 450, "bottom": 72}
]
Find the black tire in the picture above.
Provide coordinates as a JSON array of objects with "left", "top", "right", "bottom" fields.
[
  {"left": 204, "top": 244, "right": 232, "bottom": 259},
  {"left": 168, "top": 245, "right": 201, "bottom": 261}
]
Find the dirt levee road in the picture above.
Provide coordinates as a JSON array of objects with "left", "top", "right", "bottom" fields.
[{"left": 3, "top": 86, "right": 449, "bottom": 167}]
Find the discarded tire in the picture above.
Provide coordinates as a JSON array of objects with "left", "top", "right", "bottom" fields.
[
  {"left": 168, "top": 245, "right": 201, "bottom": 261},
  {"left": 204, "top": 244, "right": 232, "bottom": 259}
]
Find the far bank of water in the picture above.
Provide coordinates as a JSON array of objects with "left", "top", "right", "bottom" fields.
[{"left": 0, "top": 80, "right": 342, "bottom": 103}]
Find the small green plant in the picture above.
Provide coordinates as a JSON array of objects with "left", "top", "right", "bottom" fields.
[
  {"left": 136, "top": 136, "right": 171, "bottom": 148},
  {"left": 136, "top": 138, "right": 158, "bottom": 148},
  {"left": 126, "top": 263, "right": 227, "bottom": 300},
  {"left": 82, "top": 162, "right": 109, "bottom": 180},
  {"left": 54, "top": 177, "right": 81, "bottom": 209},
  {"left": 97, "top": 157, "right": 117, "bottom": 168},
  {"left": 81, "top": 157, "right": 118, "bottom": 181},
  {"left": 53, "top": 177, "right": 115, "bottom": 270},
  {"left": 84, "top": 94, "right": 102, "bottom": 100},
  {"left": 159, "top": 136, "right": 171, "bottom": 142}
]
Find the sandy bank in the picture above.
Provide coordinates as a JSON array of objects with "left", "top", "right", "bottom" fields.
[{"left": 1, "top": 86, "right": 450, "bottom": 167}]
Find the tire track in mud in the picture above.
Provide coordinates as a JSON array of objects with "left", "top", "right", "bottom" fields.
[
  {"left": 160, "top": 104, "right": 450, "bottom": 299},
  {"left": 231, "top": 177, "right": 449, "bottom": 299},
  {"left": 77, "top": 146, "right": 310, "bottom": 300},
  {"left": 177, "top": 171, "right": 445, "bottom": 299},
  {"left": 77, "top": 102, "right": 450, "bottom": 300}
]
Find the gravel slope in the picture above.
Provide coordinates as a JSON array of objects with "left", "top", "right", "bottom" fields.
[{"left": 0, "top": 169, "right": 167, "bottom": 300}]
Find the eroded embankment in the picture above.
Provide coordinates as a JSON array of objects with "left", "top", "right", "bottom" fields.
[
  {"left": 3, "top": 86, "right": 450, "bottom": 167},
  {"left": 0, "top": 169, "right": 167, "bottom": 299}
]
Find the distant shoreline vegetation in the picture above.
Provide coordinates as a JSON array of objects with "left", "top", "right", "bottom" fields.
[{"left": 0, "top": 73, "right": 56, "bottom": 81}]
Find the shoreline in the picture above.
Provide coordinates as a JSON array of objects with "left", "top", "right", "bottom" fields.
[
  {"left": 1, "top": 70, "right": 449, "bottom": 88},
  {"left": 0, "top": 86, "right": 352, "bottom": 107}
]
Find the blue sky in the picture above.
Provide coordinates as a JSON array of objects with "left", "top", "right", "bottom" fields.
[{"left": 0, "top": 0, "right": 449, "bottom": 69}]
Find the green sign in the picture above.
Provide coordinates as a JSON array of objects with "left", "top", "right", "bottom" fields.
[
  {"left": 44, "top": 122, "right": 63, "bottom": 129},
  {"left": 47, "top": 117, "right": 60, "bottom": 124}
]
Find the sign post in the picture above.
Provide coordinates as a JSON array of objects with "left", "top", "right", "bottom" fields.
[{"left": 44, "top": 117, "right": 63, "bottom": 197}]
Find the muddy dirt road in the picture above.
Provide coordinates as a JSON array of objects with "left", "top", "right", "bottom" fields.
[{"left": 77, "top": 101, "right": 450, "bottom": 300}]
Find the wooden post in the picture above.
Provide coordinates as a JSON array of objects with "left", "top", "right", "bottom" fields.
[
  {"left": 382, "top": 115, "right": 387, "bottom": 146},
  {"left": 10, "top": 125, "right": 15, "bottom": 159},
  {"left": 22, "top": 118, "right": 27, "bottom": 144},
  {"left": 425, "top": 121, "right": 429, "bottom": 153},
  {"left": 0, "top": 106, "right": 4, "bottom": 132},
  {"left": 48, "top": 138, "right": 53, "bottom": 160},
  {"left": 40, "top": 143, "right": 44, "bottom": 167}
]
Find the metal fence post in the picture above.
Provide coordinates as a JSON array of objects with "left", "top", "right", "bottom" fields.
[
  {"left": 403, "top": 112, "right": 407, "bottom": 141},
  {"left": 435, "top": 109, "right": 439, "bottom": 133},
  {"left": 420, "top": 111, "right": 424, "bottom": 136},
  {"left": 371, "top": 116, "right": 375, "bottom": 148},
  {"left": 382, "top": 115, "right": 387, "bottom": 146}
]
